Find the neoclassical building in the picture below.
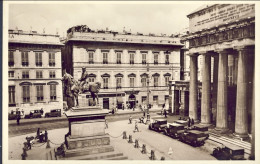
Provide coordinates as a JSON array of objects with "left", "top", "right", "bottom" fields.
[
  {"left": 8, "top": 29, "right": 63, "bottom": 113},
  {"left": 62, "top": 25, "right": 184, "bottom": 110},
  {"left": 182, "top": 4, "right": 255, "bottom": 138}
]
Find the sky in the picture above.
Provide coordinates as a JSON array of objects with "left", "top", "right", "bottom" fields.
[{"left": 8, "top": 3, "right": 203, "bottom": 37}]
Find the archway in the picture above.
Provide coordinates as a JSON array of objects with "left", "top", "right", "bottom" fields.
[{"left": 128, "top": 94, "right": 136, "bottom": 109}]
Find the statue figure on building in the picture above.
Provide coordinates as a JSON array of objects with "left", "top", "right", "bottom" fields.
[{"left": 62, "top": 68, "right": 101, "bottom": 109}]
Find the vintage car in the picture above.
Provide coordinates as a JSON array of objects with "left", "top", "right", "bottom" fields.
[
  {"left": 45, "top": 109, "right": 61, "bottom": 118},
  {"left": 193, "top": 124, "right": 209, "bottom": 132},
  {"left": 24, "top": 109, "right": 43, "bottom": 119},
  {"left": 149, "top": 118, "right": 167, "bottom": 132},
  {"left": 164, "top": 123, "right": 185, "bottom": 138},
  {"left": 9, "top": 111, "right": 20, "bottom": 120},
  {"left": 179, "top": 130, "right": 209, "bottom": 147},
  {"left": 174, "top": 120, "right": 189, "bottom": 127},
  {"left": 212, "top": 143, "right": 245, "bottom": 160}
]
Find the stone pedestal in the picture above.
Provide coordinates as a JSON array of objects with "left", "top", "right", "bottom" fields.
[{"left": 51, "top": 106, "right": 127, "bottom": 160}]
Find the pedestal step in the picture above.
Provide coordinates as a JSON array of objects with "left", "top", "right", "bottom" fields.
[
  {"left": 58, "top": 150, "right": 126, "bottom": 160},
  {"left": 63, "top": 145, "right": 114, "bottom": 158}
]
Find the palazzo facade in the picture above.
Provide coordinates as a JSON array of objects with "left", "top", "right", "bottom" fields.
[
  {"left": 8, "top": 29, "right": 64, "bottom": 114},
  {"left": 62, "top": 25, "right": 183, "bottom": 110},
  {"left": 183, "top": 4, "right": 255, "bottom": 137}
]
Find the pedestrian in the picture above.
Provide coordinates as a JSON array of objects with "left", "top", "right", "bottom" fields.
[
  {"left": 16, "top": 113, "right": 21, "bottom": 125},
  {"left": 122, "top": 103, "right": 125, "bottom": 110},
  {"left": 191, "top": 118, "right": 194, "bottom": 126},
  {"left": 164, "top": 108, "right": 167, "bottom": 118},
  {"left": 112, "top": 108, "right": 115, "bottom": 114},
  {"left": 39, "top": 131, "right": 44, "bottom": 142},
  {"left": 105, "top": 119, "right": 108, "bottom": 129},
  {"left": 129, "top": 115, "right": 132, "bottom": 124},
  {"left": 27, "top": 138, "right": 31, "bottom": 150},
  {"left": 44, "top": 130, "right": 48, "bottom": 142},
  {"left": 188, "top": 117, "right": 191, "bottom": 127},
  {"left": 143, "top": 110, "right": 146, "bottom": 117},
  {"left": 36, "top": 128, "right": 40, "bottom": 139},
  {"left": 134, "top": 121, "right": 139, "bottom": 132}
]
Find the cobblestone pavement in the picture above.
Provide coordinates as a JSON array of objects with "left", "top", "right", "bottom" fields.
[{"left": 8, "top": 118, "right": 216, "bottom": 160}]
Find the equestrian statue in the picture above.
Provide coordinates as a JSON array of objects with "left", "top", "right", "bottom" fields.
[{"left": 61, "top": 67, "right": 101, "bottom": 109}]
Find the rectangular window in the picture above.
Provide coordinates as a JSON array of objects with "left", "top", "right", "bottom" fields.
[
  {"left": 130, "top": 53, "right": 134, "bottom": 64},
  {"left": 9, "top": 51, "right": 14, "bottom": 66},
  {"left": 130, "top": 77, "right": 134, "bottom": 88},
  {"left": 49, "top": 71, "right": 56, "bottom": 78},
  {"left": 49, "top": 52, "right": 55, "bottom": 66},
  {"left": 22, "top": 71, "right": 29, "bottom": 79},
  {"left": 89, "top": 51, "right": 94, "bottom": 64},
  {"left": 154, "top": 53, "right": 158, "bottom": 65},
  {"left": 165, "top": 54, "right": 169, "bottom": 65},
  {"left": 35, "top": 52, "right": 42, "bottom": 66},
  {"left": 50, "top": 85, "right": 56, "bottom": 101},
  {"left": 103, "top": 78, "right": 108, "bottom": 89},
  {"left": 22, "top": 51, "right": 29, "bottom": 66},
  {"left": 36, "top": 85, "right": 44, "bottom": 101},
  {"left": 116, "top": 78, "right": 122, "bottom": 89},
  {"left": 89, "top": 77, "right": 95, "bottom": 82},
  {"left": 142, "top": 96, "right": 147, "bottom": 104},
  {"left": 22, "top": 86, "right": 30, "bottom": 103},
  {"left": 9, "top": 86, "right": 16, "bottom": 106},
  {"left": 165, "top": 76, "right": 170, "bottom": 86},
  {"left": 8, "top": 71, "right": 14, "bottom": 78},
  {"left": 153, "top": 95, "right": 158, "bottom": 104},
  {"left": 103, "top": 52, "right": 108, "bottom": 64},
  {"left": 154, "top": 77, "right": 159, "bottom": 87},
  {"left": 141, "top": 77, "right": 147, "bottom": 87},
  {"left": 142, "top": 53, "right": 147, "bottom": 65},
  {"left": 116, "top": 52, "right": 122, "bottom": 64},
  {"left": 36, "top": 71, "right": 43, "bottom": 79}
]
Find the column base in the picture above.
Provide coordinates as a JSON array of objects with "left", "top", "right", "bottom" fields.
[
  {"left": 214, "top": 127, "right": 229, "bottom": 134},
  {"left": 233, "top": 132, "right": 249, "bottom": 140},
  {"left": 199, "top": 122, "right": 212, "bottom": 127}
]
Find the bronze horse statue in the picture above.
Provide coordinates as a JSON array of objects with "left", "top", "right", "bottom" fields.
[{"left": 61, "top": 72, "right": 101, "bottom": 107}]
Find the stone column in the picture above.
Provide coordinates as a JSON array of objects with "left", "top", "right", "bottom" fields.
[
  {"left": 201, "top": 52, "right": 211, "bottom": 124},
  {"left": 234, "top": 47, "right": 249, "bottom": 137},
  {"left": 212, "top": 55, "right": 219, "bottom": 124},
  {"left": 216, "top": 50, "right": 228, "bottom": 131},
  {"left": 189, "top": 54, "right": 198, "bottom": 120}
]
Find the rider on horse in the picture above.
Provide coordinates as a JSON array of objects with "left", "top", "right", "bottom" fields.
[{"left": 78, "top": 67, "right": 89, "bottom": 93}]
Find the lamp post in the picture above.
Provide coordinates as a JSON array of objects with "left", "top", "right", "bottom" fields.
[
  {"left": 169, "top": 64, "right": 175, "bottom": 114},
  {"left": 146, "top": 63, "right": 150, "bottom": 123}
]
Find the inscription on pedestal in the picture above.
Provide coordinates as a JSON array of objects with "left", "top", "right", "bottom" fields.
[{"left": 71, "top": 120, "right": 105, "bottom": 137}]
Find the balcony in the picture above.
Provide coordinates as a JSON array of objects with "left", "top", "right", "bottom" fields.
[{"left": 36, "top": 62, "right": 42, "bottom": 67}]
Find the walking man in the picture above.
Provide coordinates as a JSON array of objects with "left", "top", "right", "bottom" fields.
[{"left": 134, "top": 121, "right": 139, "bottom": 132}]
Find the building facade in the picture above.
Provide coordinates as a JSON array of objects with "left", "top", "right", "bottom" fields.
[
  {"left": 62, "top": 25, "right": 184, "bottom": 110},
  {"left": 8, "top": 29, "right": 64, "bottom": 114},
  {"left": 182, "top": 4, "right": 255, "bottom": 137}
]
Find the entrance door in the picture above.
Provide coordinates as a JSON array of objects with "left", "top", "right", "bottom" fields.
[
  {"left": 129, "top": 94, "right": 136, "bottom": 109},
  {"left": 103, "top": 98, "right": 109, "bottom": 109}
]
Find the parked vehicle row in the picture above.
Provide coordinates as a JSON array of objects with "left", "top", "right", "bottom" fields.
[
  {"left": 8, "top": 109, "right": 62, "bottom": 120},
  {"left": 148, "top": 118, "right": 246, "bottom": 160}
]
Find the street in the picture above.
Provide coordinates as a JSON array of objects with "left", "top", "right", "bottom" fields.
[{"left": 8, "top": 112, "right": 216, "bottom": 160}]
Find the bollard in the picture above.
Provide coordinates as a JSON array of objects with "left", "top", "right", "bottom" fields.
[
  {"left": 134, "top": 139, "right": 139, "bottom": 148},
  {"left": 23, "top": 142, "right": 28, "bottom": 151},
  {"left": 46, "top": 139, "right": 51, "bottom": 148},
  {"left": 22, "top": 147, "right": 28, "bottom": 157},
  {"left": 150, "top": 150, "right": 155, "bottom": 160},
  {"left": 21, "top": 153, "right": 26, "bottom": 160},
  {"left": 128, "top": 135, "right": 133, "bottom": 143},
  {"left": 161, "top": 156, "right": 165, "bottom": 160},
  {"left": 141, "top": 144, "right": 147, "bottom": 154},
  {"left": 123, "top": 131, "right": 127, "bottom": 139}
]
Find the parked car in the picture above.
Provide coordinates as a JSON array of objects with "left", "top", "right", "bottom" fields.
[
  {"left": 174, "top": 120, "right": 189, "bottom": 127},
  {"left": 193, "top": 124, "right": 209, "bottom": 132},
  {"left": 179, "top": 130, "right": 209, "bottom": 147},
  {"left": 45, "top": 109, "right": 61, "bottom": 118},
  {"left": 8, "top": 111, "right": 21, "bottom": 120},
  {"left": 149, "top": 118, "right": 167, "bottom": 132},
  {"left": 24, "top": 109, "right": 43, "bottom": 119},
  {"left": 164, "top": 123, "right": 185, "bottom": 138},
  {"left": 212, "top": 143, "right": 245, "bottom": 160}
]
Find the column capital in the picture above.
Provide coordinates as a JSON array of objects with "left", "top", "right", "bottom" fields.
[
  {"left": 187, "top": 53, "right": 199, "bottom": 57},
  {"left": 215, "top": 49, "right": 230, "bottom": 54},
  {"left": 234, "top": 46, "right": 250, "bottom": 52}
]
